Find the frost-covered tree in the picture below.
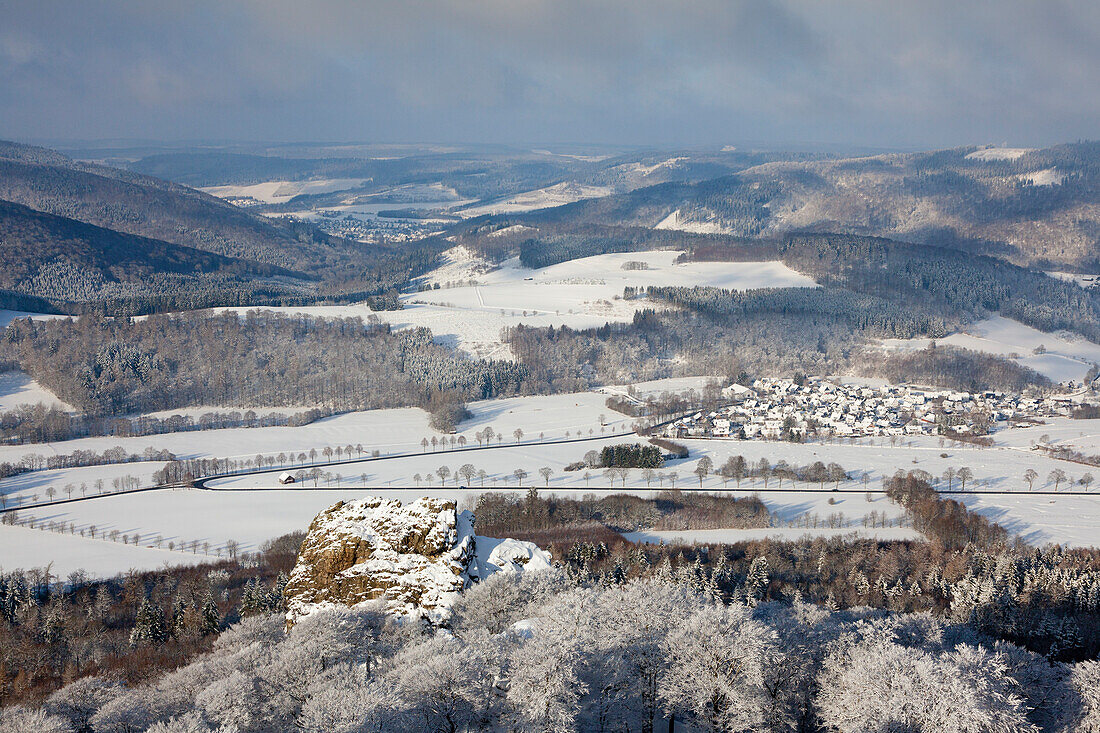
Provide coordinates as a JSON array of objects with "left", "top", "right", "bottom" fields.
[
  {"left": 0, "top": 707, "right": 73, "bottom": 733},
  {"left": 660, "top": 604, "right": 776, "bottom": 733},
  {"left": 816, "top": 629, "right": 1036, "bottom": 733}
]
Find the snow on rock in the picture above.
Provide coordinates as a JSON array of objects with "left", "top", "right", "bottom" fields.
[
  {"left": 284, "top": 496, "right": 549, "bottom": 628},
  {"left": 478, "top": 537, "right": 553, "bottom": 575}
]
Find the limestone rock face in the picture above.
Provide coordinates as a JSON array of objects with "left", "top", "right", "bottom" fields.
[{"left": 284, "top": 496, "right": 475, "bottom": 627}]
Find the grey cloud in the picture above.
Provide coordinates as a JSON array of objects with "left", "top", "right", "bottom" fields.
[{"left": 0, "top": 0, "right": 1096, "bottom": 148}]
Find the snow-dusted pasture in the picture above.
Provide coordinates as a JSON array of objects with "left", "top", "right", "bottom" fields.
[
  {"left": 881, "top": 315, "right": 1100, "bottom": 383},
  {"left": 193, "top": 249, "right": 816, "bottom": 359},
  {"left": 655, "top": 209, "right": 732, "bottom": 235},
  {"left": 1017, "top": 168, "right": 1065, "bottom": 187},
  {"left": 3, "top": 379, "right": 1100, "bottom": 576},
  {"left": 401, "top": 250, "right": 815, "bottom": 357},
  {"left": 964, "top": 147, "right": 1033, "bottom": 161},
  {"left": 0, "top": 370, "right": 74, "bottom": 412},
  {"left": 459, "top": 182, "right": 612, "bottom": 216},
  {"left": 201, "top": 178, "right": 372, "bottom": 203},
  {"left": 0, "top": 462, "right": 163, "bottom": 509},
  {"left": 0, "top": 309, "right": 66, "bottom": 329},
  {"left": 0, "top": 392, "right": 633, "bottom": 469},
  {"left": 1047, "top": 271, "right": 1100, "bottom": 289},
  {"left": 0, "top": 523, "right": 202, "bottom": 578}
]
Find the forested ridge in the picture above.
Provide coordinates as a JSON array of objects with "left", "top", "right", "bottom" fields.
[
  {"left": 0, "top": 200, "right": 302, "bottom": 301},
  {"left": 777, "top": 233, "right": 1100, "bottom": 342},
  {"left": 5, "top": 312, "right": 527, "bottom": 416},
  {"left": 506, "top": 308, "right": 1047, "bottom": 395},
  {"left": 0, "top": 140, "right": 454, "bottom": 315},
  {"left": 646, "top": 285, "right": 951, "bottom": 339},
  {"left": 525, "top": 140, "right": 1100, "bottom": 270}
]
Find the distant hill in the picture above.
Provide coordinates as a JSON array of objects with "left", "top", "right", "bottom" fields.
[
  {"left": 0, "top": 140, "right": 362, "bottom": 273},
  {"left": 525, "top": 142, "right": 1100, "bottom": 270},
  {"left": 0, "top": 199, "right": 302, "bottom": 308}
]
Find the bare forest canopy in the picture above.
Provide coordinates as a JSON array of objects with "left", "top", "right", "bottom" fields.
[{"left": 5, "top": 311, "right": 527, "bottom": 416}]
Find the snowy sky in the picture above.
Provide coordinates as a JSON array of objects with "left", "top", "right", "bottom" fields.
[{"left": 2, "top": 0, "right": 1098, "bottom": 149}]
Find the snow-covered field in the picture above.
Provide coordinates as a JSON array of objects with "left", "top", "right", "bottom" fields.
[
  {"left": 4, "top": 376, "right": 1100, "bottom": 576},
  {"left": 0, "top": 522, "right": 202, "bottom": 578},
  {"left": 965, "top": 147, "right": 1033, "bottom": 161},
  {"left": 881, "top": 315, "right": 1100, "bottom": 383},
  {"left": 598, "top": 376, "right": 723, "bottom": 403},
  {"left": 201, "top": 178, "right": 372, "bottom": 203},
  {"left": 1047, "top": 272, "right": 1100, "bottom": 289},
  {"left": 459, "top": 182, "right": 612, "bottom": 216},
  {"left": 0, "top": 392, "right": 633, "bottom": 468},
  {"left": 191, "top": 249, "right": 816, "bottom": 360},
  {"left": 655, "top": 209, "right": 732, "bottom": 235},
  {"left": 1017, "top": 168, "right": 1064, "bottom": 186},
  {"left": 401, "top": 249, "right": 816, "bottom": 358},
  {"left": 0, "top": 370, "right": 74, "bottom": 412},
  {"left": 0, "top": 309, "right": 65, "bottom": 329}
]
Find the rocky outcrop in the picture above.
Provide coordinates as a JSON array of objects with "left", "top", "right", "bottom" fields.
[{"left": 284, "top": 496, "right": 551, "bottom": 628}]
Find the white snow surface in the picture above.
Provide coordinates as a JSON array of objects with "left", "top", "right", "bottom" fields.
[
  {"left": 1017, "top": 168, "right": 1065, "bottom": 186},
  {"left": 0, "top": 371, "right": 75, "bottom": 412},
  {"left": 881, "top": 315, "right": 1100, "bottom": 384},
  {"left": 402, "top": 249, "right": 816, "bottom": 358},
  {"left": 4, "top": 381, "right": 1100, "bottom": 576},
  {"left": 965, "top": 147, "right": 1033, "bottom": 161},
  {"left": 0, "top": 310, "right": 66, "bottom": 330},
  {"left": 1046, "top": 272, "right": 1100, "bottom": 289},
  {"left": 0, "top": 523, "right": 203, "bottom": 578},
  {"left": 459, "top": 182, "right": 612, "bottom": 216},
  {"left": 654, "top": 209, "right": 733, "bottom": 235},
  {"left": 201, "top": 178, "right": 372, "bottom": 203},
  {"left": 157, "top": 250, "right": 814, "bottom": 360}
]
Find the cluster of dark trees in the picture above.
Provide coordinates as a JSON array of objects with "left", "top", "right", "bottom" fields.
[
  {"left": 7, "top": 311, "right": 527, "bottom": 416},
  {"left": 473, "top": 489, "right": 771, "bottom": 538},
  {"left": 777, "top": 233, "right": 1100, "bottom": 343},
  {"left": 868, "top": 342, "right": 1048, "bottom": 394},
  {"left": 708, "top": 455, "right": 849, "bottom": 490},
  {"left": 598, "top": 443, "right": 664, "bottom": 468},
  {"left": 648, "top": 437, "right": 690, "bottom": 459},
  {"left": 0, "top": 404, "right": 332, "bottom": 446},
  {"left": 646, "top": 284, "right": 951, "bottom": 339},
  {"left": 604, "top": 383, "right": 724, "bottom": 419},
  {"left": 0, "top": 532, "right": 302, "bottom": 708},
  {"left": 505, "top": 307, "right": 1045, "bottom": 397}
]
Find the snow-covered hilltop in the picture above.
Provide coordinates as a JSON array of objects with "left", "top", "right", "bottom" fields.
[{"left": 284, "top": 496, "right": 550, "bottom": 627}]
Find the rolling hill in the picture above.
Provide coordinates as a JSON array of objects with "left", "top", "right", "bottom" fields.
[
  {"left": 0, "top": 140, "right": 363, "bottom": 274},
  {"left": 524, "top": 142, "right": 1100, "bottom": 270},
  {"left": 0, "top": 199, "right": 304, "bottom": 308}
]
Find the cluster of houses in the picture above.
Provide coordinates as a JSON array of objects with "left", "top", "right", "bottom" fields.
[
  {"left": 663, "top": 378, "right": 1090, "bottom": 442},
  {"left": 310, "top": 212, "right": 441, "bottom": 243}
]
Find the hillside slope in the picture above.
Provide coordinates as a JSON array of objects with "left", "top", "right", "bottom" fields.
[
  {"left": 532, "top": 142, "right": 1100, "bottom": 269},
  {"left": 0, "top": 140, "right": 361, "bottom": 273},
  {"left": 0, "top": 200, "right": 303, "bottom": 308}
]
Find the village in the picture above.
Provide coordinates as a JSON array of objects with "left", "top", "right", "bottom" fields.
[{"left": 663, "top": 377, "right": 1095, "bottom": 442}]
